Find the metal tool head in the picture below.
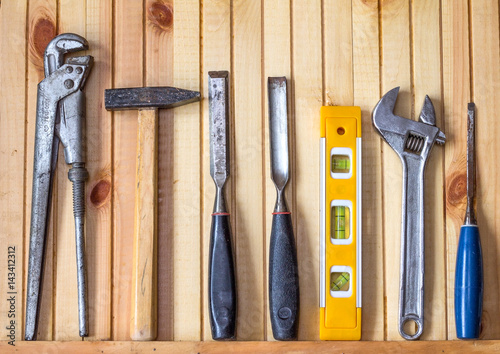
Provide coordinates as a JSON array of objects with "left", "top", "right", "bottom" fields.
[
  {"left": 104, "top": 86, "right": 201, "bottom": 111},
  {"left": 268, "top": 77, "right": 290, "bottom": 192},
  {"left": 372, "top": 87, "right": 445, "bottom": 160},
  {"left": 64, "top": 56, "right": 94, "bottom": 91},
  {"left": 44, "top": 33, "right": 89, "bottom": 77},
  {"left": 208, "top": 71, "right": 230, "bottom": 189}
]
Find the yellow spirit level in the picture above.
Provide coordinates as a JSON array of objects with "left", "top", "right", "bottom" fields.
[{"left": 320, "top": 106, "right": 362, "bottom": 340}]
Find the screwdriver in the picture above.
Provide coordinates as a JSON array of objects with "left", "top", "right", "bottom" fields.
[{"left": 455, "top": 102, "right": 483, "bottom": 339}]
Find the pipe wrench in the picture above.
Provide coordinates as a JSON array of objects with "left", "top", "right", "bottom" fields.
[
  {"left": 25, "top": 33, "right": 93, "bottom": 340},
  {"left": 372, "top": 87, "right": 445, "bottom": 340}
]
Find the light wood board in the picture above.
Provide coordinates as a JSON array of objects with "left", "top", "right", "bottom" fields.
[{"left": 0, "top": 0, "right": 499, "bottom": 350}]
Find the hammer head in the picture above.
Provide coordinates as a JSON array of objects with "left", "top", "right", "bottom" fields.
[
  {"left": 372, "top": 87, "right": 445, "bottom": 160},
  {"left": 105, "top": 86, "right": 200, "bottom": 111}
]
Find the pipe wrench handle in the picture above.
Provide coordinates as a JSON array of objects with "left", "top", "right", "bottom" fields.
[
  {"left": 25, "top": 62, "right": 91, "bottom": 340},
  {"left": 59, "top": 89, "right": 89, "bottom": 337}
]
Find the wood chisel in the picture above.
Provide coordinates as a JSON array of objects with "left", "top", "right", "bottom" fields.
[
  {"left": 268, "top": 77, "right": 300, "bottom": 340},
  {"left": 208, "top": 71, "right": 237, "bottom": 340},
  {"left": 320, "top": 106, "right": 362, "bottom": 340},
  {"left": 455, "top": 102, "right": 484, "bottom": 339}
]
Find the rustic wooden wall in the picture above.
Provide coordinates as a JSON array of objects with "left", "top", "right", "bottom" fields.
[{"left": 0, "top": 0, "right": 499, "bottom": 347}]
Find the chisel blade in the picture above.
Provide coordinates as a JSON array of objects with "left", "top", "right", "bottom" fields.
[
  {"left": 268, "top": 77, "right": 289, "bottom": 191},
  {"left": 209, "top": 71, "right": 230, "bottom": 189}
]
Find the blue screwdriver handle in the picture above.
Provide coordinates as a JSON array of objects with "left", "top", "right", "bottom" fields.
[{"left": 455, "top": 225, "right": 483, "bottom": 339}]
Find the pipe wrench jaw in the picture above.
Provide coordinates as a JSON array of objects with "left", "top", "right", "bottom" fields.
[
  {"left": 44, "top": 33, "right": 89, "bottom": 77},
  {"left": 40, "top": 58, "right": 93, "bottom": 104},
  {"left": 56, "top": 56, "right": 93, "bottom": 165},
  {"left": 65, "top": 56, "right": 94, "bottom": 88}
]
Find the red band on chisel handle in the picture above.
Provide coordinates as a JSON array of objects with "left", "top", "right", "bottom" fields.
[
  {"left": 212, "top": 212, "right": 230, "bottom": 216},
  {"left": 272, "top": 212, "right": 291, "bottom": 215}
]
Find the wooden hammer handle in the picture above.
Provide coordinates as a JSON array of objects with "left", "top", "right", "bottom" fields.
[{"left": 130, "top": 109, "right": 158, "bottom": 340}]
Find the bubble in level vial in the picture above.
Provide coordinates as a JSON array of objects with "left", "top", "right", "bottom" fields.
[
  {"left": 331, "top": 271, "right": 350, "bottom": 291},
  {"left": 332, "top": 205, "right": 350, "bottom": 240},
  {"left": 331, "top": 154, "right": 350, "bottom": 173}
]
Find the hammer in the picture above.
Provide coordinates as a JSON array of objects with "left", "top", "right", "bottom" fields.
[{"left": 105, "top": 86, "right": 200, "bottom": 340}]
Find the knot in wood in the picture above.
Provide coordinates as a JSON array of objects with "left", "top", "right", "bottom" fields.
[
  {"left": 90, "top": 179, "right": 111, "bottom": 208},
  {"left": 29, "top": 17, "right": 56, "bottom": 68},
  {"left": 447, "top": 172, "right": 467, "bottom": 206},
  {"left": 148, "top": 1, "right": 173, "bottom": 32}
]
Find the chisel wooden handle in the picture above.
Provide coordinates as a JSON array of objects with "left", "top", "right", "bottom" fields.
[{"left": 130, "top": 109, "right": 158, "bottom": 340}]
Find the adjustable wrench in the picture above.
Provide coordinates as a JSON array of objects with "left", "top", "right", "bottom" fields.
[
  {"left": 372, "top": 87, "right": 445, "bottom": 340},
  {"left": 25, "top": 33, "right": 93, "bottom": 340}
]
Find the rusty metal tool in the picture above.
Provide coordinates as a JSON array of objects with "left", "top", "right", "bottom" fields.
[
  {"left": 267, "top": 77, "right": 299, "bottom": 340},
  {"left": 26, "top": 33, "right": 93, "bottom": 340},
  {"left": 455, "top": 103, "right": 483, "bottom": 339},
  {"left": 208, "top": 71, "right": 237, "bottom": 340},
  {"left": 372, "top": 87, "right": 445, "bottom": 340},
  {"left": 105, "top": 85, "right": 200, "bottom": 340}
]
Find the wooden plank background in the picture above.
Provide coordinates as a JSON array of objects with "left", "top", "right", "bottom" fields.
[{"left": 0, "top": 0, "right": 499, "bottom": 348}]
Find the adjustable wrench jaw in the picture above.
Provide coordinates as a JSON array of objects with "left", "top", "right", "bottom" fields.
[
  {"left": 372, "top": 87, "right": 445, "bottom": 340},
  {"left": 372, "top": 87, "right": 445, "bottom": 164}
]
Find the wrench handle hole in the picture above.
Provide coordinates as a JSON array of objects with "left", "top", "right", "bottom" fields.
[
  {"left": 337, "top": 127, "right": 345, "bottom": 135},
  {"left": 402, "top": 318, "right": 419, "bottom": 337}
]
